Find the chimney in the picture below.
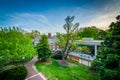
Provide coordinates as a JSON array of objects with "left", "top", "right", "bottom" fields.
[{"left": 48, "top": 33, "right": 51, "bottom": 39}]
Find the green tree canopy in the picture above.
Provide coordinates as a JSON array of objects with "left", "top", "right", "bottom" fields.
[
  {"left": 79, "top": 26, "right": 101, "bottom": 40},
  {"left": 0, "top": 27, "right": 36, "bottom": 64},
  {"left": 36, "top": 34, "right": 51, "bottom": 61},
  {"left": 56, "top": 16, "right": 79, "bottom": 59},
  {"left": 98, "top": 30, "right": 107, "bottom": 40},
  {"left": 25, "top": 30, "right": 40, "bottom": 39},
  {"left": 91, "top": 15, "right": 120, "bottom": 80}
]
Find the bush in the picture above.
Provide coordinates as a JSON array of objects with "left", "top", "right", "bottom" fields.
[
  {"left": 52, "top": 54, "right": 62, "bottom": 60},
  {"left": 0, "top": 66, "right": 27, "bottom": 80},
  {"left": 100, "top": 69, "right": 120, "bottom": 80},
  {"left": 90, "top": 59, "right": 102, "bottom": 71}
]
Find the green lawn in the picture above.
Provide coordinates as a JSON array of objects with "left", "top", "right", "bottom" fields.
[{"left": 35, "top": 59, "right": 99, "bottom": 80}]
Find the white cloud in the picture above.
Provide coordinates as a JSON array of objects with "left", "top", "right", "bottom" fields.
[
  {"left": 83, "top": 1, "right": 120, "bottom": 30},
  {"left": 7, "top": 13, "right": 55, "bottom": 33},
  {"left": 6, "top": 13, "right": 67, "bottom": 34},
  {"left": 86, "top": 12, "right": 117, "bottom": 29},
  {"left": 70, "top": 0, "right": 120, "bottom": 30},
  {"left": 3, "top": 0, "right": 120, "bottom": 34}
]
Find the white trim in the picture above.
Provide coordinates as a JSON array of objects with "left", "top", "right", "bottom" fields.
[
  {"left": 39, "top": 72, "right": 47, "bottom": 80},
  {"left": 25, "top": 57, "right": 47, "bottom": 80},
  {"left": 32, "top": 65, "right": 47, "bottom": 80},
  {"left": 95, "top": 45, "right": 97, "bottom": 56},
  {"left": 25, "top": 73, "right": 40, "bottom": 80}
]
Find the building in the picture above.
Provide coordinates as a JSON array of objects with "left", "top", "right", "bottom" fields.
[
  {"left": 68, "top": 38, "right": 103, "bottom": 66},
  {"left": 68, "top": 52, "right": 93, "bottom": 66},
  {"left": 33, "top": 33, "right": 59, "bottom": 51},
  {"left": 75, "top": 38, "right": 103, "bottom": 56},
  {"left": 34, "top": 36, "right": 103, "bottom": 66}
]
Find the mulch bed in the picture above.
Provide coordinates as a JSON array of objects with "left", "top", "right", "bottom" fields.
[
  {"left": 58, "top": 60, "right": 68, "bottom": 66},
  {"left": 38, "top": 60, "right": 52, "bottom": 65},
  {"left": 88, "top": 69, "right": 98, "bottom": 74}
]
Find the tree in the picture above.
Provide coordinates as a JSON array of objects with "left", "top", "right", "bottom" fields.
[
  {"left": 79, "top": 26, "right": 100, "bottom": 40},
  {"left": 98, "top": 30, "right": 107, "bottom": 40},
  {"left": 25, "top": 30, "right": 40, "bottom": 39},
  {"left": 55, "top": 33, "right": 66, "bottom": 50},
  {"left": 57, "top": 16, "right": 79, "bottom": 59},
  {"left": 36, "top": 34, "right": 51, "bottom": 61},
  {"left": 0, "top": 27, "right": 36, "bottom": 66},
  {"left": 56, "top": 32, "right": 77, "bottom": 52},
  {"left": 79, "top": 46, "right": 92, "bottom": 54},
  {"left": 31, "top": 30, "right": 40, "bottom": 37},
  {"left": 91, "top": 15, "right": 120, "bottom": 80}
]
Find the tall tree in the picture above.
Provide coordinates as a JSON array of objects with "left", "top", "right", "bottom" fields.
[
  {"left": 62, "top": 16, "right": 79, "bottom": 59},
  {"left": 37, "top": 34, "right": 51, "bottom": 62},
  {"left": 91, "top": 15, "right": 120, "bottom": 80}
]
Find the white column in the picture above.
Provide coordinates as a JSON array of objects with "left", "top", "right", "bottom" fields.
[{"left": 94, "top": 45, "right": 97, "bottom": 57}]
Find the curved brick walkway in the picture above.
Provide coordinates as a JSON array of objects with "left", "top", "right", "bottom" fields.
[{"left": 25, "top": 56, "right": 46, "bottom": 80}]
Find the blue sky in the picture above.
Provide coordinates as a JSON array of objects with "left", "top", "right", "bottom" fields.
[{"left": 0, "top": 0, "right": 120, "bottom": 34}]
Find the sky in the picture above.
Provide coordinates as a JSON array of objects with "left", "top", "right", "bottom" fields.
[{"left": 0, "top": 0, "right": 120, "bottom": 34}]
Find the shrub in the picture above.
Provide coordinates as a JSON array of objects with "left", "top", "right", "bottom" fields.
[
  {"left": 0, "top": 66, "right": 27, "bottom": 80},
  {"left": 52, "top": 54, "right": 62, "bottom": 60},
  {"left": 90, "top": 59, "right": 102, "bottom": 71},
  {"left": 100, "top": 69, "right": 120, "bottom": 80}
]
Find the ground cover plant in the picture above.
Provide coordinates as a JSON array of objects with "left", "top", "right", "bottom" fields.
[{"left": 35, "top": 59, "right": 99, "bottom": 80}]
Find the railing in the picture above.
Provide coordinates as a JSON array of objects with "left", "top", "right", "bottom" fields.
[{"left": 69, "top": 52, "right": 95, "bottom": 61}]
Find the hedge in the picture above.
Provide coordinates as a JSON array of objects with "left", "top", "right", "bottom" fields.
[{"left": 0, "top": 66, "right": 27, "bottom": 80}]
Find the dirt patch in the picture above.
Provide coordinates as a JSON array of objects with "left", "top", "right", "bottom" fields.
[
  {"left": 38, "top": 60, "right": 52, "bottom": 65},
  {"left": 44, "top": 60, "right": 52, "bottom": 65},
  {"left": 58, "top": 60, "right": 68, "bottom": 66},
  {"left": 88, "top": 69, "right": 98, "bottom": 74}
]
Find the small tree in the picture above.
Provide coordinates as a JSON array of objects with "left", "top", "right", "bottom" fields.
[{"left": 37, "top": 34, "right": 51, "bottom": 61}]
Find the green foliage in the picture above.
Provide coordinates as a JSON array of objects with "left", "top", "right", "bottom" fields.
[
  {"left": 91, "top": 15, "right": 120, "bottom": 80},
  {"left": 56, "top": 16, "right": 79, "bottom": 59},
  {"left": 51, "top": 54, "right": 62, "bottom": 60},
  {"left": 37, "top": 34, "right": 52, "bottom": 61},
  {"left": 25, "top": 30, "right": 40, "bottom": 39},
  {"left": 80, "top": 26, "right": 102, "bottom": 40},
  {"left": 99, "top": 69, "right": 120, "bottom": 80},
  {"left": 0, "top": 66, "right": 27, "bottom": 80},
  {"left": 63, "top": 16, "right": 79, "bottom": 52},
  {"left": 98, "top": 30, "right": 107, "bottom": 40},
  {"left": 0, "top": 27, "right": 36, "bottom": 65},
  {"left": 79, "top": 46, "right": 92, "bottom": 54},
  {"left": 55, "top": 33, "right": 66, "bottom": 49},
  {"left": 90, "top": 59, "right": 102, "bottom": 71}
]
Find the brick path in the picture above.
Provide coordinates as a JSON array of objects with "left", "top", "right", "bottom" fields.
[{"left": 25, "top": 56, "right": 46, "bottom": 80}]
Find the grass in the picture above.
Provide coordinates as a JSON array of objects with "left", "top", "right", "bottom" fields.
[{"left": 35, "top": 59, "right": 99, "bottom": 80}]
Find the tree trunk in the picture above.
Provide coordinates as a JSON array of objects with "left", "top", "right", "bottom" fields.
[
  {"left": 65, "top": 46, "right": 72, "bottom": 59},
  {"left": 62, "top": 40, "right": 69, "bottom": 60}
]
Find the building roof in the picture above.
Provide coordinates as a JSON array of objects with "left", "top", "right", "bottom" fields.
[
  {"left": 75, "top": 38, "right": 103, "bottom": 46},
  {"left": 69, "top": 52, "right": 95, "bottom": 61}
]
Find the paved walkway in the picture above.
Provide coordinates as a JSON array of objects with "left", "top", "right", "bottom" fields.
[{"left": 25, "top": 56, "right": 46, "bottom": 80}]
